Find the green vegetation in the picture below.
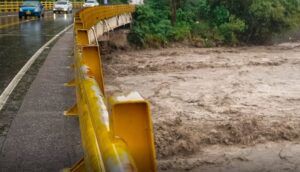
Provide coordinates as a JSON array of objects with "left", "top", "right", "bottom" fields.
[
  {"left": 98, "top": 0, "right": 128, "bottom": 4},
  {"left": 129, "top": 0, "right": 300, "bottom": 47}
]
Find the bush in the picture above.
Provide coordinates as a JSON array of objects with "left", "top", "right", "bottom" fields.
[
  {"left": 128, "top": 5, "right": 167, "bottom": 47},
  {"left": 129, "top": 0, "right": 300, "bottom": 47},
  {"left": 171, "top": 23, "right": 191, "bottom": 41},
  {"left": 129, "top": 4, "right": 190, "bottom": 47},
  {"left": 218, "top": 15, "right": 246, "bottom": 43},
  {"left": 247, "top": 0, "right": 300, "bottom": 42}
]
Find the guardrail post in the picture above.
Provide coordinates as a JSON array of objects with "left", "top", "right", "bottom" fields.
[
  {"left": 75, "top": 21, "right": 84, "bottom": 33},
  {"left": 76, "top": 29, "right": 89, "bottom": 45},
  {"left": 109, "top": 92, "right": 157, "bottom": 172},
  {"left": 81, "top": 46, "right": 105, "bottom": 95},
  {"left": 4, "top": 0, "right": 8, "bottom": 12}
]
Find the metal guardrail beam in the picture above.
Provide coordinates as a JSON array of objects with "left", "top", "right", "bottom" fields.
[
  {"left": 78, "top": 5, "right": 135, "bottom": 30},
  {"left": 65, "top": 5, "right": 157, "bottom": 172}
]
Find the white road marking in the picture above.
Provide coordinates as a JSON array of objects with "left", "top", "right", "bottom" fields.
[
  {"left": 0, "top": 15, "right": 17, "bottom": 18},
  {"left": 0, "top": 24, "right": 73, "bottom": 111}
]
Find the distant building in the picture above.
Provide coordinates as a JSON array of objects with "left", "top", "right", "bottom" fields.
[{"left": 128, "top": 0, "right": 143, "bottom": 5}]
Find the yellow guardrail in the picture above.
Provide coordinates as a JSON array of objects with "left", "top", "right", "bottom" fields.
[
  {"left": 0, "top": 1, "right": 83, "bottom": 12},
  {"left": 78, "top": 5, "right": 135, "bottom": 29},
  {"left": 0, "top": 1, "right": 22, "bottom": 12},
  {"left": 65, "top": 5, "right": 157, "bottom": 172}
]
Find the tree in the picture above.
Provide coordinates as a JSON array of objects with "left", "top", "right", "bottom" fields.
[{"left": 171, "top": 0, "right": 177, "bottom": 25}]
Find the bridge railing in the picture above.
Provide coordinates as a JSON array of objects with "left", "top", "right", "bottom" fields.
[
  {"left": 65, "top": 5, "right": 157, "bottom": 172},
  {"left": 0, "top": 1, "right": 83, "bottom": 12},
  {"left": 0, "top": 1, "right": 21, "bottom": 12}
]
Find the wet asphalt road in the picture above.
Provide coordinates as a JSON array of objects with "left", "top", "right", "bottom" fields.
[{"left": 0, "top": 12, "right": 73, "bottom": 94}]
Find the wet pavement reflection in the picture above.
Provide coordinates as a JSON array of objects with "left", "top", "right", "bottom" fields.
[{"left": 0, "top": 12, "right": 73, "bottom": 94}]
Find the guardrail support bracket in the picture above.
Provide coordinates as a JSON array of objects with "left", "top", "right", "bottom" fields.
[
  {"left": 64, "top": 79, "right": 76, "bottom": 87},
  {"left": 64, "top": 158, "right": 85, "bottom": 172},
  {"left": 64, "top": 104, "right": 78, "bottom": 116},
  {"left": 69, "top": 63, "right": 75, "bottom": 69},
  {"left": 109, "top": 91, "right": 157, "bottom": 171},
  {"left": 76, "top": 29, "right": 89, "bottom": 45},
  {"left": 82, "top": 46, "right": 105, "bottom": 94}
]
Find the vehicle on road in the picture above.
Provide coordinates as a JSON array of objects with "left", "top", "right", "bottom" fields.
[
  {"left": 53, "top": 0, "right": 72, "bottom": 14},
  {"left": 19, "top": 0, "right": 44, "bottom": 19},
  {"left": 83, "top": 0, "right": 99, "bottom": 7}
]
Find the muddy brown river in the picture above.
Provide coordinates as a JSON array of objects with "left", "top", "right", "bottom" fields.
[{"left": 104, "top": 42, "right": 300, "bottom": 171}]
